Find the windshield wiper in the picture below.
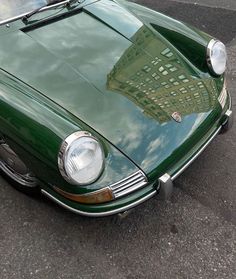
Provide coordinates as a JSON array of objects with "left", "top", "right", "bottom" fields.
[{"left": 22, "top": 0, "right": 78, "bottom": 22}]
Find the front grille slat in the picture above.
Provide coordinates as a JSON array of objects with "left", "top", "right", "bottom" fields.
[
  {"left": 114, "top": 181, "right": 148, "bottom": 198},
  {"left": 109, "top": 172, "right": 141, "bottom": 189},
  {"left": 111, "top": 173, "right": 142, "bottom": 190},
  {"left": 109, "top": 171, "right": 148, "bottom": 199},
  {"left": 113, "top": 177, "right": 145, "bottom": 193}
]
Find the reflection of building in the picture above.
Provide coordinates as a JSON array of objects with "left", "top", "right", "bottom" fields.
[{"left": 107, "top": 26, "right": 218, "bottom": 123}]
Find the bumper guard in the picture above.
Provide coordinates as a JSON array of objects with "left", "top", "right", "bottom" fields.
[{"left": 159, "top": 108, "right": 233, "bottom": 200}]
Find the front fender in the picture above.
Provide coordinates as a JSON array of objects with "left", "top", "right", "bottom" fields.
[
  {"left": 117, "top": 0, "right": 213, "bottom": 73},
  {"left": 0, "top": 70, "right": 139, "bottom": 194}
]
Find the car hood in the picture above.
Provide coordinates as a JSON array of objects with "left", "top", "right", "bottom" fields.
[{"left": 0, "top": 0, "right": 222, "bottom": 177}]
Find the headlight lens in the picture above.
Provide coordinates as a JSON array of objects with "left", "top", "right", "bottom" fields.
[
  {"left": 207, "top": 39, "right": 227, "bottom": 76},
  {"left": 58, "top": 131, "right": 104, "bottom": 185}
]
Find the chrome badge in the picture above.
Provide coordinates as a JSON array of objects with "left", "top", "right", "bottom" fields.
[{"left": 171, "top": 112, "right": 182, "bottom": 123}]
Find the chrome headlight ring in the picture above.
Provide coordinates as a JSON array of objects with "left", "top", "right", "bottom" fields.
[
  {"left": 58, "top": 131, "right": 105, "bottom": 185},
  {"left": 207, "top": 39, "right": 227, "bottom": 76}
]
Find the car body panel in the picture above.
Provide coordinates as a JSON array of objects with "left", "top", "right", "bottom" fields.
[
  {"left": 0, "top": 69, "right": 139, "bottom": 194},
  {"left": 117, "top": 0, "right": 213, "bottom": 72},
  {"left": 85, "top": 0, "right": 144, "bottom": 40},
  {"left": 0, "top": 1, "right": 224, "bottom": 180},
  {"left": 40, "top": 114, "right": 228, "bottom": 216},
  {"left": 0, "top": 0, "right": 231, "bottom": 214}
]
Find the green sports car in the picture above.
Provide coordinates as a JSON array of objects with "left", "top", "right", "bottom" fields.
[{"left": 0, "top": 0, "right": 233, "bottom": 217}]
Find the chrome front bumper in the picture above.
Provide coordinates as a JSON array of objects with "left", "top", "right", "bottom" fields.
[{"left": 159, "top": 107, "right": 233, "bottom": 200}]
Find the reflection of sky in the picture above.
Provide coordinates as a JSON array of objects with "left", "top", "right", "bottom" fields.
[
  {"left": 0, "top": 0, "right": 47, "bottom": 20},
  {"left": 0, "top": 1, "right": 217, "bottom": 177},
  {"left": 85, "top": 0, "right": 143, "bottom": 39},
  {"left": 0, "top": 72, "right": 138, "bottom": 190}
]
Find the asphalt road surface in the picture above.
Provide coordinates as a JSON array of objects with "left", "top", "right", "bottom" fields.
[{"left": 0, "top": 1, "right": 236, "bottom": 278}]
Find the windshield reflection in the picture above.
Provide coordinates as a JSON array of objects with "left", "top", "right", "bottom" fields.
[{"left": 0, "top": 0, "right": 48, "bottom": 21}]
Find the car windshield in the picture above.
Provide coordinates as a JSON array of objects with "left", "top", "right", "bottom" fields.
[{"left": 0, "top": 0, "right": 61, "bottom": 22}]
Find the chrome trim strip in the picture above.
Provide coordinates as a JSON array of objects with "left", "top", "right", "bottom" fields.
[
  {"left": 229, "top": 92, "right": 232, "bottom": 109},
  {"left": 206, "top": 39, "right": 217, "bottom": 74},
  {"left": 111, "top": 178, "right": 144, "bottom": 192},
  {"left": 109, "top": 170, "right": 148, "bottom": 198},
  {"left": 109, "top": 170, "right": 146, "bottom": 189},
  {"left": 41, "top": 189, "right": 156, "bottom": 217},
  {"left": 110, "top": 172, "right": 143, "bottom": 190},
  {"left": 114, "top": 181, "right": 147, "bottom": 198},
  {"left": 0, "top": 0, "right": 72, "bottom": 26},
  {"left": 171, "top": 126, "right": 221, "bottom": 181}
]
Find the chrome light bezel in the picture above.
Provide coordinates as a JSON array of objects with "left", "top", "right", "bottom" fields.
[
  {"left": 58, "top": 131, "right": 105, "bottom": 185},
  {"left": 207, "top": 39, "right": 227, "bottom": 76}
]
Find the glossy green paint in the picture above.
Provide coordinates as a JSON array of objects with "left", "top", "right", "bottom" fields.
[
  {"left": 0, "top": 0, "right": 228, "bottom": 213},
  {"left": 0, "top": 69, "right": 139, "bottom": 194},
  {"left": 118, "top": 0, "right": 213, "bottom": 72}
]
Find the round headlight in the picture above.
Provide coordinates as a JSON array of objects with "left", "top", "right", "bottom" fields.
[
  {"left": 58, "top": 131, "right": 104, "bottom": 185},
  {"left": 207, "top": 39, "right": 227, "bottom": 76}
]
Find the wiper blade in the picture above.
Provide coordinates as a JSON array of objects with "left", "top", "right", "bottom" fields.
[{"left": 23, "top": 0, "right": 78, "bottom": 21}]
